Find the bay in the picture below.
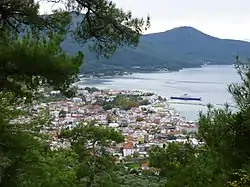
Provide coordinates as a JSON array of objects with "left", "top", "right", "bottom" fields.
[{"left": 79, "top": 65, "right": 240, "bottom": 121}]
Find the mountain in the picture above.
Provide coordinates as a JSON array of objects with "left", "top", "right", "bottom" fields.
[
  {"left": 61, "top": 24, "right": 250, "bottom": 75},
  {"left": 138, "top": 26, "right": 250, "bottom": 67}
]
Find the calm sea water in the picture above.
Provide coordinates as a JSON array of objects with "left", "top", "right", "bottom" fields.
[{"left": 79, "top": 65, "right": 240, "bottom": 121}]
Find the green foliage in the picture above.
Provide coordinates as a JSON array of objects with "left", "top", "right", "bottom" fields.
[
  {"left": 85, "top": 87, "right": 100, "bottom": 93},
  {"left": 198, "top": 105, "right": 250, "bottom": 169},
  {"left": 115, "top": 96, "right": 139, "bottom": 110},
  {"left": 140, "top": 99, "right": 150, "bottom": 105},
  {"left": 73, "top": 27, "right": 250, "bottom": 75},
  {"left": 146, "top": 61, "right": 250, "bottom": 186},
  {"left": 0, "top": 0, "right": 149, "bottom": 100},
  {"left": 61, "top": 123, "right": 124, "bottom": 186},
  {"left": 0, "top": 33, "right": 83, "bottom": 99},
  {"left": 0, "top": 96, "right": 54, "bottom": 187},
  {"left": 226, "top": 169, "right": 250, "bottom": 187},
  {"left": 110, "top": 166, "right": 162, "bottom": 187},
  {"left": 149, "top": 143, "right": 194, "bottom": 177},
  {"left": 102, "top": 94, "right": 142, "bottom": 110},
  {"left": 66, "top": 0, "right": 150, "bottom": 57},
  {"left": 0, "top": 0, "right": 41, "bottom": 34},
  {"left": 0, "top": 0, "right": 152, "bottom": 186},
  {"left": 0, "top": 3, "right": 82, "bottom": 99},
  {"left": 229, "top": 61, "right": 250, "bottom": 110},
  {"left": 5, "top": 1, "right": 250, "bottom": 187}
]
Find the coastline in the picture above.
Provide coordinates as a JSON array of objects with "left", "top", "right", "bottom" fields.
[
  {"left": 76, "top": 85, "right": 197, "bottom": 123},
  {"left": 76, "top": 64, "right": 237, "bottom": 122},
  {"left": 79, "top": 64, "right": 234, "bottom": 79},
  {"left": 79, "top": 67, "right": 184, "bottom": 79},
  {"left": 41, "top": 83, "right": 200, "bottom": 157},
  {"left": 80, "top": 70, "right": 180, "bottom": 79}
]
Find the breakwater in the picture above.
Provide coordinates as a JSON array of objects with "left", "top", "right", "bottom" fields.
[{"left": 168, "top": 101, "right": 237, "bottom": 108}]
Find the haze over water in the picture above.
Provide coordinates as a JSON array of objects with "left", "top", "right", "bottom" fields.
[{"left": 80, "top": 65, "right": 240, "bottom": 121}]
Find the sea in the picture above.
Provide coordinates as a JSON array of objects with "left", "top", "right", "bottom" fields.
[{"left": 79, "top": 65, "right": 240, "bottom": 121}]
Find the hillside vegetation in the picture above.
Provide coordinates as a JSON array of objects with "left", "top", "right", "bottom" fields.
[
  {"left": 61, "top": 17, "right": 250, "bottom": 75},
  {"left": 2, "top": 1, "right": 250, "bottom": 187}
]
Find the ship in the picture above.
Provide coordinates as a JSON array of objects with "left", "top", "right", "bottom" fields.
[
  {"left": 200, "top": 60, "right": 211, "bottom": 68},
  {"left": 170, "top": 93, "right": 202, "bottom": 101}
]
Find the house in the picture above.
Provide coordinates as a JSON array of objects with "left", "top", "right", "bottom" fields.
[
  {"left": 123, "top": 142, "right": 134, "bottom": 157},
  {"left": 141, "top": 161, "right": 149, "bottom": 170},
  {"left": 109, "top": 123, "right": 119, "bottom": 128},
  {"left": 72, "top": 97, "right": 83, "bottom": 103},
  {"left": 178, "top": 125, "right": 198, "bottom": 134}
]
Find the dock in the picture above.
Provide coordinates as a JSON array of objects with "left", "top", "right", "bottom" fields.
[{"left": 168, "top": 101, "right": 237, "bottom": 108}]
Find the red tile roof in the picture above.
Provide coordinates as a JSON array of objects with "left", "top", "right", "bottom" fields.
[{"left": 123, "top": 141, "right": 134, "bottom": 149}]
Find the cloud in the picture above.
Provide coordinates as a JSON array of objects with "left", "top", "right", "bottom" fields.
[
  {"left": 112, "top": 0, "right": 250, "bottom": 39},
  {"left": 37, "top": 0, "right": 250, "bottom": 40}
]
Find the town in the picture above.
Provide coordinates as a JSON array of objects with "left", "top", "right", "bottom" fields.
[{"left": 30, "top": 85, "right": 200, "bottom": 172}]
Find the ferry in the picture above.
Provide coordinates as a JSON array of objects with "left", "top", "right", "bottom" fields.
[{"left": 170, "top": 93, "right": 201, "bottom": 101}]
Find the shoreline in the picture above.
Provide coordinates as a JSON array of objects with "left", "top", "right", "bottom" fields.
[
  {"left": 79, "top": 68, "right": 183, "bottom": 79},
  {"left": 79, "top": 64, "right": 234, "bottom": 79},
  {"left": 75, "top": 65, "right": 236, "bottom": 122},
  {"left": 76, "top": 85, "right": 197, "bottom": 123},
  {"left": 43, "top": 83, "right": 200, "bottom": 154},
  {"left": 76, "top": 84, "right": 201, "bottom": 122}
]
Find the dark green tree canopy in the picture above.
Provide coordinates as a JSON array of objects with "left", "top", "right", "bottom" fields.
[
  {"left": 0, "top": 0, "right": 150, "bottom": 99},
  {"left": 0, "top": 1, "right": 154, "bottom": 187},
  {"left": 43, "top": 0, "right": 150, "bottom": 55}
]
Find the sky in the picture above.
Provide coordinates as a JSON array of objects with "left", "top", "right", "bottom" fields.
[{"left": 39, "top": 0, "right": 250, "bottom": 41}]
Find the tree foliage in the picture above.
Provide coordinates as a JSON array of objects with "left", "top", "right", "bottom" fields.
[
  {"left": 0, "top": 0, "right": 149, "bottom": 100},
  {"left": 60, "top": 123, "right": 124, "bottom": 186},
  {"left": 43, "top": 0, "right": 150, "bottom": 56},
  {"left": 148, "top": 61, "right": 250, "bottom": 186},
  {"left": 229, "top": 61, "right": 250, "bottom": 110},
  {"left": 0, "top": 0, "right": 151, "bottom": 186},
  {"left": 3, "top": 0, "right": 250, "bottom": 187}
]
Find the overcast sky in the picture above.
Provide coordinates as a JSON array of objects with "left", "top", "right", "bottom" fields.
[{"left": 39, "top": 0, "right": 250, "bottom": 40}]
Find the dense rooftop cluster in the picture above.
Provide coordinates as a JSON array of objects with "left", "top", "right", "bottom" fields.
[{"left": 27, "top": 86, "right": 201, "bottom": 172}]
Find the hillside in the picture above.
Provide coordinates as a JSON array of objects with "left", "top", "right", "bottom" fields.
[
  {"left": 61, "top": 23, "right": 250, "bottom": 75},
  {"left": 139, "top": 26, "right": 250, "bottom": 66}
]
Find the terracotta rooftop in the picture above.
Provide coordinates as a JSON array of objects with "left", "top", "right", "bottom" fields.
[
  {"left": 123, "top": 141, "right": 133, "bottom": 149},
  {"left": 125, "top": 135, "right": 133, "bottom": 142}
]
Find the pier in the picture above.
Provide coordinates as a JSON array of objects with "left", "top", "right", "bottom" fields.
[{"left": 167, "top": 101, "right": 237, "bottom": 108}]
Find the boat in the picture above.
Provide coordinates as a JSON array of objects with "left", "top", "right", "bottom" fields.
[
  {"left": 170, "top": 93, "right": 201, "bottom": 101},
  {"left": 200, "top": 61, "right": 211, "bottom": 68}
]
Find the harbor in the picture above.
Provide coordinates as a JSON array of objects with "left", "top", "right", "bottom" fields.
[
  {"left": 33, "top": 86, "right": 200, "bottom": 154},
  {"left": 167, "top": 101, "right": 237, "bottom": 108}
]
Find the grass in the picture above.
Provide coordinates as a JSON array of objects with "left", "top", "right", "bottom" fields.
[{"left": 125, "top": 162, "right": 140, "bottom": 169}]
